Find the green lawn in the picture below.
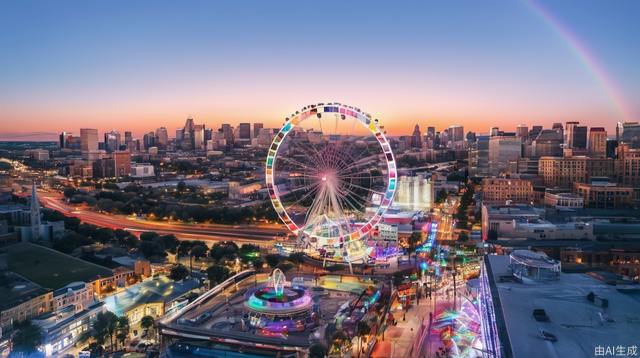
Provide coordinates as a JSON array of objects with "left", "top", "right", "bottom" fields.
[{"left": 7, "top": 243, "right": 113, "bottom": 289}]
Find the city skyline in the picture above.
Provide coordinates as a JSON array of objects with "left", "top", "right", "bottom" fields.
[{"left": 2, "top": 0, "right": 640, "bottom": 140}]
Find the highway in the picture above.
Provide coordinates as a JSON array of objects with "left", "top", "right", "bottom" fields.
[{"left": 37, "top": 190, "right": 285, "bottom": 247}]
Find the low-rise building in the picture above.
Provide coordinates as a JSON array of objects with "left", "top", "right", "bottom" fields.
[
  {"left": 573, "top": 177, "right": 635, "bottom": 209},
  {"left": 0, "top": 272, "right": 53, "bottom": 332},
  {"left": 543, "top": 190, "right": 584, "bottom": 209},
  {"left": 481, "top": 178, "right": 534, "bottom": 205},
  {"left": 538, "top": 156, "right": 616, "bottom": 188}
]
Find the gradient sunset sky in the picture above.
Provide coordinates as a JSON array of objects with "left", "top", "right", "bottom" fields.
[{"left": 1, "top": 0, "right": 639, "bottom": 140}]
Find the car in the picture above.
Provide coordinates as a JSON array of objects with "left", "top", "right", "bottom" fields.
[
  {"left": 532, "top": 308, "right": 550, "bottom": 322},
  {"left": 538, "top": 328, "right": 558, "bottom": 342}
]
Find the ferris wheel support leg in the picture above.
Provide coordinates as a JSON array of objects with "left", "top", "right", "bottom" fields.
[{"left": 348, "top": 260, "right": 354, "bottom": 275}]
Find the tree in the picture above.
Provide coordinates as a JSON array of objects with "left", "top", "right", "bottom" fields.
[
  {"left": 140, "top": 315, "right": 156, "bottom": 341},
  {"left": 356, "top": 320, "right": 371, "bottom": 358},
  {"left": 252, "top": 258, "right": 264, "bottom": 272},
  {"left": 206, "top": 265, "right": 231, "bottom": 286},
  {"left": 10, "top": 320, "right": 43, "bottom": 356},
  {"left": 265, "top": 254, "right": 281, "bottom": 270},
  {"left": 115, "top": 316, "right": 130, "bottom": 351},
  {"left": 209, "top": 241, "right": 239, "bottom": 263},
  {"left": 308, "top": 343, "right": 328, "bottom": 358},
  {"left": 84, "top": 311, "right": 118, "bottom": 353},
  {"left": 140, "top": 231, "right": 159, "bottom": 241},
  {"left": 169, "top": 264, "right": 190, "bottom": 281},
  {"left": 407, "top": 232, "right": 422, "bottom": 263}
]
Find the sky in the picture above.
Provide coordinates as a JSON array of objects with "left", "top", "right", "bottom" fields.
[{"left": 1, "top": 0, "right": 639, "bottom": 140}]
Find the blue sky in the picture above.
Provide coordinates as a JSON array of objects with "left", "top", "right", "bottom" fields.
[{"left": 0, "top": 0, "right": 638, "bottom": 137}]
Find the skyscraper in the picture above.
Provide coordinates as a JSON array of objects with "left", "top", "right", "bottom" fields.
[
  {"left": 573, "top": 126, "right": 588, "bottom": 149},
  {"left": 80, "top": 128, "right": 99, "bottom": 152},
  {"left": 448, "top": 125, "right": 464, "bottom": 142},
  {"left": 220, "top": 124, "right": 234, "bottom": 149},
  {"left": 253, "top": 123, "right": 264, "bottom": 138},
  {"left": 194, "top": 124, "right": 205, "bottom": 150},
  {"left": 488, "top": 134, "right": 521, "bottom": 175},
  {"left": 516, "top": 124, "right": 528, "bottom": 140},
  {"left": 104, "top": 130, "right": 121, "bottom": 152},
  {"left": 588, "top": 127, "right": 607, "bottom": 158},
  {"left": 564, "top": 121, "right": 579, "bottom": 148},
  {"left": 155, "top": 127, "right": 169, "bottom": 148},
  {"left": 489, "top": 127, "right": 499, "bottom": 137},
  {"left": 412, "top": 124, "right": 422, "bottom": 148},
  {"left": 237, "top": 123, "right": 251, "bottom": 146}
]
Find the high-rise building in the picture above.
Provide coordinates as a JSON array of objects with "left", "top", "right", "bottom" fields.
[
  {"left": 528, "top": 126, "right": 543, "bottom": 142},
  {"left": 469, "top": 135, "right": 490, "bottom": 177},
  {"left": 59, "top": 131, "right": 72, "bottom": 149},
  {"left": 393, "top": 174, "right": 433, "bottom": 211},
  {"left": 573, "top": 126, "right": 588, "bottom": 149},
  {"left": 238, "top": 123, "right": 251, "bottom": 145},
  {"left": 588, "top": 127, "right": 606, "bottom": 157},
  {"left": 618, "top": 121, "right": 640, "bottom": 145},
  {"left": 113, "top": 151, "right": 131, "bottom": 177},
  {"left": 606, "top": 139, "right": 618, "bottom": 159},
  {"left": 564, "top": 121, "right": 579, "bottom": 148},
  {"left": 80, "top": 128, "right": 99, "bottom": 152},
  {"left": 538, "top": 156, "right": 616, "bottom": 188},
  {"left": 516, "top": 124, "right": 528, "bottom": 140},
  {"left": 448, "top": 125, "right": 464, "bottom": 143},
  {"left": 104, "top": 130, "right": 121, "bottom": 153},
  {"left": 617, "top": 142, "right": 640, "bottom": 187},
  {"left": 411, "top": 124, "right": 422, "bottom": 148},
  {"left": 220, "top": 124, "right": 234, "bottom": 149},
  {"left": 155, "top": 127, "right": 169, "bottom": 148},
  {"left": 194, "top": 124, "right": 205, "bottom": 150},
  {"left": 143, "top": 132, "right": 155, "bottom": 149},
  {"left": 532, "top": 129, "right": 562, "bottom": 157},
  {"left": 488, "top": 134, "right": 521, "bottom": 175},
  {"left": 489, "top": 127, "right": 499, "bottom": 137},
  {"left": 253, "top": 123, "right": 264, "bottom": 138}
]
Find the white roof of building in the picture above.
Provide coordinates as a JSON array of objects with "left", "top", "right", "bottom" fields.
[{"left": 487, "top": 255, "right": 640, "bottom": 358}]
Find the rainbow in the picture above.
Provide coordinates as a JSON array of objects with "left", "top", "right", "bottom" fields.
[{"left": 526, "top": 0, "right": 631, "bottom": 121}]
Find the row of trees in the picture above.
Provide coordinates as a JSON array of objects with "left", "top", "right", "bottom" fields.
[{"left": 63, "top": 184, "right": 278, "bottom": 224}]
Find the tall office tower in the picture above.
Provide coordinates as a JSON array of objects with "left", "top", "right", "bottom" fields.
[
  {"left": 29, "top": 181, "right": 41, "bottom": 241},
  {"left": 469, "top": 135, "right": 490, "bottom": 177},
  {"left": 143, "top": 132, "right": 155, "bottom": 149},
  {"left": 220, "top": 124, "right": 235, "bottom": 149},
  {"left": 104, "top": 130, "right": 121, "bottom": 153},
  {"left": 253, "top": 123, "right": 264, "bottom": 138},
  {"left": 564, "top": 121, "right": 579, "bottom": 147},
  {"left": 155, "top": 127, "right": 169, "bottom": 148},
  {"left": 572, "top": 126, "right": 588, "bottom": 149},
  {"left": 193, "top": 124, "right": 205, "bottom": 150},
  {"left": 488, "top": 134, "right": 521, "bottom": 175},
  {"left": 179, "top": 116, "right": 195, "bottom": 150},
  {"left": 617, "top": 142, "right": 640, "bottom": 187},
  {"left": 618, "top": 122, "right": 640, "bottom": 145},
  {"left": 204, "top": 128, "right": 212, "bottom": 143},
  {"left": 427, "top": 126, "right": 436, "bottom": 138},
  {"left": 606, "top": 139, "right": 619, "bottom": 159},
  {"left": 516, "top": 124, "right": 528, "bottom": 140},
  {"left": 113, "top": 150, "right": 132, "bottom": 177},
  {"left": 238, "top": 123, "right": 251, "bottom": 143},
  {"left": 175, "top": 128, "right": 184, "bottom": 142},
  {"left": 528, "top": 126, "right": 543, "bottom": 141},
  {"left": 448, "top": 125, "right": 464, "bottom": 142},
  {"left": 124, "top": 131, "right": 133, "bottom": 145},
  {"left": 588, "top": 127, "right": 607, "bottom": 157},
  {"left": 412, "top": 124, "right": 422, "bottom": 148},
  {"left": 532, "top": 129, "right": 563, "bottom": 157},
  {"left": 80, "top": 128, "right": 99, "bottom": 152},
  {"left": 59, "top": 131, "right": 74, "bottom": 149},
  {"left": 489, "top": 127, "right": 499, "bottom": 137}
]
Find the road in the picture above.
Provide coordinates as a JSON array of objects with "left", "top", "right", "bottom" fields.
[{"left": 38, "top": 190, "right": 284, "bottom": 246}]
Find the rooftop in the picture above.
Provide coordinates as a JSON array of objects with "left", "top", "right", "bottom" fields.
[
  {"left": 0, "top": 271, "right": 50, "bottom": 311},
  {"left": 7, "top": 243, "right": 113, "bottom": 289},
  {"left": 485, "top": 254, "right": 640, "bottom": 358}
]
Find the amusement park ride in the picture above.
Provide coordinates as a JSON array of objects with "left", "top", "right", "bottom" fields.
[{"left": 266, "top": 103, "right": 397, "bottom": 272}]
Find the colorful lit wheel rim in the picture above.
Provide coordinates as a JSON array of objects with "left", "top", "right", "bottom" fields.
[{"left": 265, "top": 103, "right": 396, "bottom": 260}]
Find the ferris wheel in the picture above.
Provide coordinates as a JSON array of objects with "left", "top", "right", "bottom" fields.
[{"left": 265, "top": 103, "right": 397, "bottom": 264}]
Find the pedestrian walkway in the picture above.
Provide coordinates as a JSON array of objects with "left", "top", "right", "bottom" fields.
[{"left": 371, "top": 297, "right": 431, "bottom": 358}]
